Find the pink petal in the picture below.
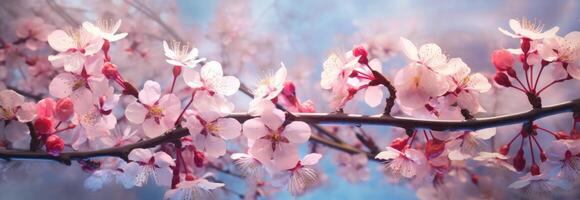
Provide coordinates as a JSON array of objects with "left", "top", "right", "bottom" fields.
[
  {"left": 214, "top": 118, "right": 241, "bottom": 140},
  {"left": 210, "top": 76, "right": 239, "bottom": 96},
  {"left": 49, "top": 73, "right": 77, "bottom": 98},
  {"left": 16, "top": 102, "right": 36, "bottom": 122},
  {"left": 138, "top": 81, "right": 161, "bottom": 105},
  {"left": 282, "top": 121, "right": 311, "bottom": 144},
  {"left": 125, "top": 102, "right": 147, "bottom": 124},
  {"left": 242, "top": 118, "right": 268, "bottom": 140},
  {"left": 400, "top": 37, "right": 419, "bottom": 61},
  {"left": 182, "top": 67, "right": 202, "bottom": 88},
  {"left": 301, "top": 153, "right": 322, "bottom": 166},
  {"left": 128, "top": 148, "right": 153, "bottom": 162},
  {"left": 47, "top": 30, "right": 74, "bottom": 52},
  {"left": 154, "top": 151, "right": 176, "bottom": 168},
  {"left": 272, "top": 143, "right": 300, "bottom": 171},
  {"left": 200, "top": 61, "right": 223, "bottom": 81},
  {"left": 196, "top": 134, "right": 226, "bottom": 158},
  {"left": 364, "top": 85, "right": 383, "bottom": 107},
  {"left": 249, "top": 139, "right": 274, "bottom": 163},
  {"left": 0, "top": 90, "right": 24, "bottom": 109},
  {"left": 142, "top": 118, "right": 166, "bottom": 138}
]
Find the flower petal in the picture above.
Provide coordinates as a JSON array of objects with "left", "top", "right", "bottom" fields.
[{"left": 283, "top": 121, "right": 311, "bottom": 144}]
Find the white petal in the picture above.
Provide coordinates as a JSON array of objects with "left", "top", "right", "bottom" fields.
[
  {"left": 128, "top": 148, "right": 153, "bottom": 162},
  {"left": 283, "top": 121, "right": 311, "bottom": 144},
  {"left": 138, "top": 80, "right": 161, "bottom": 105},
  {"left": 301, "top": 153, "right": 322, "bottom": 166},
  {"left": 214, "top": 118, "right": 241, "bottom": 140},
  {"left": 182, "top": 67, "right": 203, "bottom": 88},
  {"left": 47, "top": 30, "right": 74, "bottom": 52},
  {"left": 125, "top": 102, "right": 147, "bottom": 124},
  {"left": 364, "top": 86, "right": 383, "bottom": 107},
  {"left": 400, "top": 37, "right": 419, "bottom": 61},
  {"left": 210, "top": 76, "right": 240, "bottom": 96},
  {"left": 200, "top": 61, "right": 223, "bottom": 81},
  {"left": 475, "top": 128, "right": 496, "bottom": 140}
]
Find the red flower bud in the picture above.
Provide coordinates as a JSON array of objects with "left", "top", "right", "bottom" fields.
[
  {"left": 390, "top": 137, "right": 409, "bottom": 151},
  {"left": 471, "top": 174, "right": 479, "bottom": 185},
  {"left": 102, "top": 62, "right": 119, "bottom": 79},
  {"left": 494, "top": 73, "right": 511, "bottom": 87},
  {"left": 530, "top": 163, "right": 541, "bottom": 176},
  {"left": 425, "top": 138, "right": 446, "bottom": 159},
  {"left": 194, "top": 151, "right": 205, "bottom": 167},
  {"left": 521, "top": 38, "right": 531, "bottom": 54},
  {"left": 34, "top": 117, "right": 54, "bottom": 135},
  {"left": 540, "top": 151, "right": 547, "bottom": 162},
  {"left": 491, "top": 49, "right": 514, "bottom": 71},
  {"left": 513, "top": 149, "right": 526, "bottom": 172},
  {"left": 46, "top": 134, "right": 64, "bottom": 156},
  {"left": 499, "top": 144, "right": 510, "bottom": 155},
  {"left": 173, "top": 65, "right": 182, "bottom": 77},
  {"left": 353, "top": 46, "right": 368, "bottom": 65},
  {"left": 55, "top": 98, "right": 74, "bottom": 121}
]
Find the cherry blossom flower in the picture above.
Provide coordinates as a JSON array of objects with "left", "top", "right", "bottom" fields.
[
  {"left": 82, "top": 19, "right": 128, "bottom": 42},
  {"left": 15, "top": 17, "right": 53, "bottom": 51},
  {"left": 498, "top": 18, "right": 559, "bottom": 40},
  {"left": 231, "top": 152, "right": 264, "bottom": 178},
  {"left": 47, "top": 28, "right": 104, "bottom": 73},
  {"left": 335, "top": 153, "right": 370, "bottom": 183},
  {"left": 508, "top": 173, "right": 570, "bottom": 198},
  {"left": 122, "top": 148, "right": 175, "bottom": 187},
  {"left": 445, "top": 58, "right": 491, "bottom": 113},
  {"left": 182, "top": 60, "right": 240, "bottom": 96},
  {"left": 94, "top": 125, "right": 140, "bottom": 148},
  {"left": 163, "top": 41, "right": 206, "bottom": 68},
  {"left": 0, "top": 90, "right": 36, "bottom": 122},
  {"left": 254, "top": 63, "right": 287, "bottom": 100},
  {"left": 445, "top": 129, "right": 496, "bottom": 160},
  {"left": 242, "top": 108, "right": 311, "bottom": 171},
  {"left": 48, "top": 55, "right": 109, "bottom": 103},
  {"left": 400, "top": 37, "right": 459, "bottom": 75},
  {"left": 163, "top": 173, "right": 225, "bottom": 200},
  {"left": 125, "top": 81, "right": 181, "bottom": 138},
  {"left": 272, "top": 153, "right": 322, "bottom": 196},
  {"left": 375, "top": 146, "right": 428, "bottom": 178},
  {"left": 394, "top": 65, "right": 449, "bottom": 111},
  {"left": 537, "top": 31, "right": 580, "bottom": 79},
  {"left": 473, "top": 152, "right": 517, "bottom": 172},
  {"left": 320, "top": 53, "right": 358, "bottom": 90},
  {"left": 182, "top": 109, "right": 241, "bottom": 158},
  {"left": 545, "top": 140, "right": 580, "bottom": 181}
]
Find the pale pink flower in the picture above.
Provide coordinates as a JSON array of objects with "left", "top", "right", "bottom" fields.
[
  {"left": 375, "top": 147, "right": 427, "bottom": 178},
  {"left": 473, "top": 152, "right": 516, "bottom": 172},
  {"left": 400, "top": 37, "right": 458, "bottom": 75},
  {"left": 394, "top": 65, "right": 449, "bottom": 111},
  {"left": 545, "top": 140, "right": 580, "bottom": 181},
  {"left": 192, "top": 90, "right": 235, "bottom": 115},
  {"left": 445, "top": 59, "right": 491, "bottom": 114},
  {"left": 163, "top": 173, "right": 225, "bottom": 200},
  {"left": 0, "top": 90, "right": 36, "bottom": 122},
  {"left": 48, "top": 55, "right": 108, "bottom": 102},
  {"left": 163, "top": 41, "right": 206, "bottom": 68},
  {"left": 446, "top": 128, "right": 496, "bottom": 160},
  {"left": 82, "top": 19, "right": 128, "bottom": 42},
  {"left": 94, "top": 125, "right": 140, "bottom": 148},
  {"left": 15, "top": 17, "right": 53, "bottom": 51},
  {"left": 335, "top": 153, "right": 370, "bottom": 183},
  {"left": 242, "top": 108, "right": 311, "bottom": 171},
  {"left": 272, "top": 153, "right": 322, "bottom": 196},
  {"left": 47, "top": 28, "right": 104, "bottom": 73},
  {"left": 182, "top": 61, "right": 240, "bottom": 96},
  {"left": 320, "top": 53, "right": 358, "bottom": 90},
  {"left": 253, "top": 63, "right": 287, "bottom": 100},
  {"left": 508, "top": 173, "right": 570, "bottom": 198},
  {"left": 231, "top": 152, "right": 264, "bottom": 178},
  {"left": 537, "top": 31, "right": 580, "bottom": 80},
  {"left": 122, "top": 148, "right": 175, "bottom": 187},
  {"left": 182, "top": 109, "right": 241, "bottom": 158},
  {"left": 71, "top": 100, "right": 116, "bottom": 142},
  {"left": 125, "top": 81, "right": 181, "bottom": 138},
  {"left": 498, "top": 19, "right": 559, "bottom": 40}
]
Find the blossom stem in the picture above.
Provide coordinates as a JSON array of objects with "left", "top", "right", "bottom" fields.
[
  {"left": 537, "top": 78, "right": 570, "bottom": 95},
  {"left": 174, "top": 90, "right": 196, "bottom": 126},
  {"left": 26, "top": 122, "right": 40, "bottom": 152},
  {"left": 513, "top": 76, "right": 529, "bottom": 92},
  {"left": 171, "top": 141, "right": 182, "bottom": 189},
  {"left": 533, "top": 63, "right": 547, "bottom": 91},
  {"left": 528, "top": 135, "right": 536, "bottom": 164}
]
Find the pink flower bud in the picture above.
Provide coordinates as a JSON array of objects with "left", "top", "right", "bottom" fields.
[
  {"left": 494, "top": 73, "right": 511, "bottom": 87},
  {"left": 194, "top": 151, "right": 205, "bottom": 167},
  {"left": 173, "top": 65, "right": 182, "bottom": 77},
  {"left": 491, "top": 49, "right": 514, "bottom": 71},
  {"left": 102, "top": 62, "right": 119, "bottom": 79},
  {"left": 34, "top": 117, "right": 54, "bottom": 135},
  {"left": 353, "top": 46, "right": 368, "bottom": 65},
  {"left": 46, "top": 134, "right": 64, "bottom": 156},
  {"left": 55, "top": 98, "right": 74, "bottom": 121},
  {"left": 36, "top": 98, "right": 55, "bottom": 118},
  {"left": 499, "top": 144, "right": 510, "bottom": 155},
  {"left": 389, "top": 137, "right": 409, "bottom": 151}
]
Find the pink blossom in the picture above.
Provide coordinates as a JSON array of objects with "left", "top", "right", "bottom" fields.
[
  {"left": 182, "top": 60, "right": 240, "bottom": 96},
  {"left": 163, "top": 173, "right": 225, "bottom": 200},
  {"left": 498, "top": 19, "right": 559, "bottom": 40},
  {"left": 82, "top": 19, "right": 128, "bottom": 42},
  {"left": 394, "top": 65, "right": 449, "bottom": 111},
  {"left": 121, "top": 148, "right": 175, "bottom": 187},
  {"left": 537, "top": 31, "right": 580, "bottom": 80},
  {"left": 473, "top": 152, "right": 517, "bottom": 172},
  {"left": 0, "top": 90, "right": 36, "bottom": 122},
  {"left": 271, "top": 153, "right": 322, "bottom": 196},
  {"left": 400, "top": 37, "right": 458, "bottom": 75},
  {"left": 335, "top": 153, "right": 370, "bottom": 183},
  {"left": 545, "top": 140, "right": 580, "bottom": 181},
  {"left": 231, "top": 152, "right": 264, "bottom": 178},
  {"left": 48, "top": 55, "right": 109, "bottom": 103},
  {"left": 242, "top": 108, "right": 311, "bottom": 171},
  {"left": 445, "top": 59, "right": 491, "bottom": 114},
  {"left": 508, "top": 173, "right": 570, "bottom": 198},
  {"left": 125, "top": 81, "right": 181, "bottom": 138},
  {"left": 163, "top": 41, "right": 206, "bottom": 68},
  {"left": 182, "top": 109, "right": 241, "bottom": 158},
  {"left": 320, "top": 53, "right": 358, "bottom": 90},
  {"left": 254, "top": 63, "right": 287, "bottom": 100},
  {"left": 15, "top": 17, "right": 53, "bottom": 51},
  {"left": 491, "top": 49, "right": 515, "bottom": 71},
  {"left": 446, "top": 128, "right": 496, "bottom": 160},
  {"left": 47, "top": 28, "right": 104, "bottom": 73},
  {"left": 375, "top": 147, "right": 427, "bottom": 178}
]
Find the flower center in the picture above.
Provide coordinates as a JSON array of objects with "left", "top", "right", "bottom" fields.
[
  {"left": 72, "top": 78, "right": 86, "bottom": 91},
  {"left": 168, "top": 41, "right": 191, "bottom": 60},
  {"left": 96, "top": 19, "right": 116, "bottom": 34},
  {"left": 519, "top": 18, "right": 544, "bottom": 33},
  {"left": 149, "top": 105, "right": 164, "bottom": 118},
  {"left": 206, "top": 122, "right": 220, "bottom": 133}
]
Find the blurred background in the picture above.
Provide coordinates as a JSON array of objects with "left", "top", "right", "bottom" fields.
[{"left": 0, "top": 0, "right": 579, "bottom": 199}]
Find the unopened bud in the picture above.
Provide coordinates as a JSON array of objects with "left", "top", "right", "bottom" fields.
[
  {"left": 353, "top": 46, "right": 369, "bottom": 65},
  {"left": 102, "top": 62, "right": 118, "bottom": 79},
  {"left": 494, "top": 73, "right": 511, "bottom": 87},
  {"left": 46, "top": 134, "right": 64, "bottom": 156},
  {"left": 34, "top": 117, "right": 54, "bottom": 135},
  {"left": 491, "top": 49, "right": 514, "bottom": 71},
  {"left": 55, "top": 98, "right": 74, "bottom": 121}
]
